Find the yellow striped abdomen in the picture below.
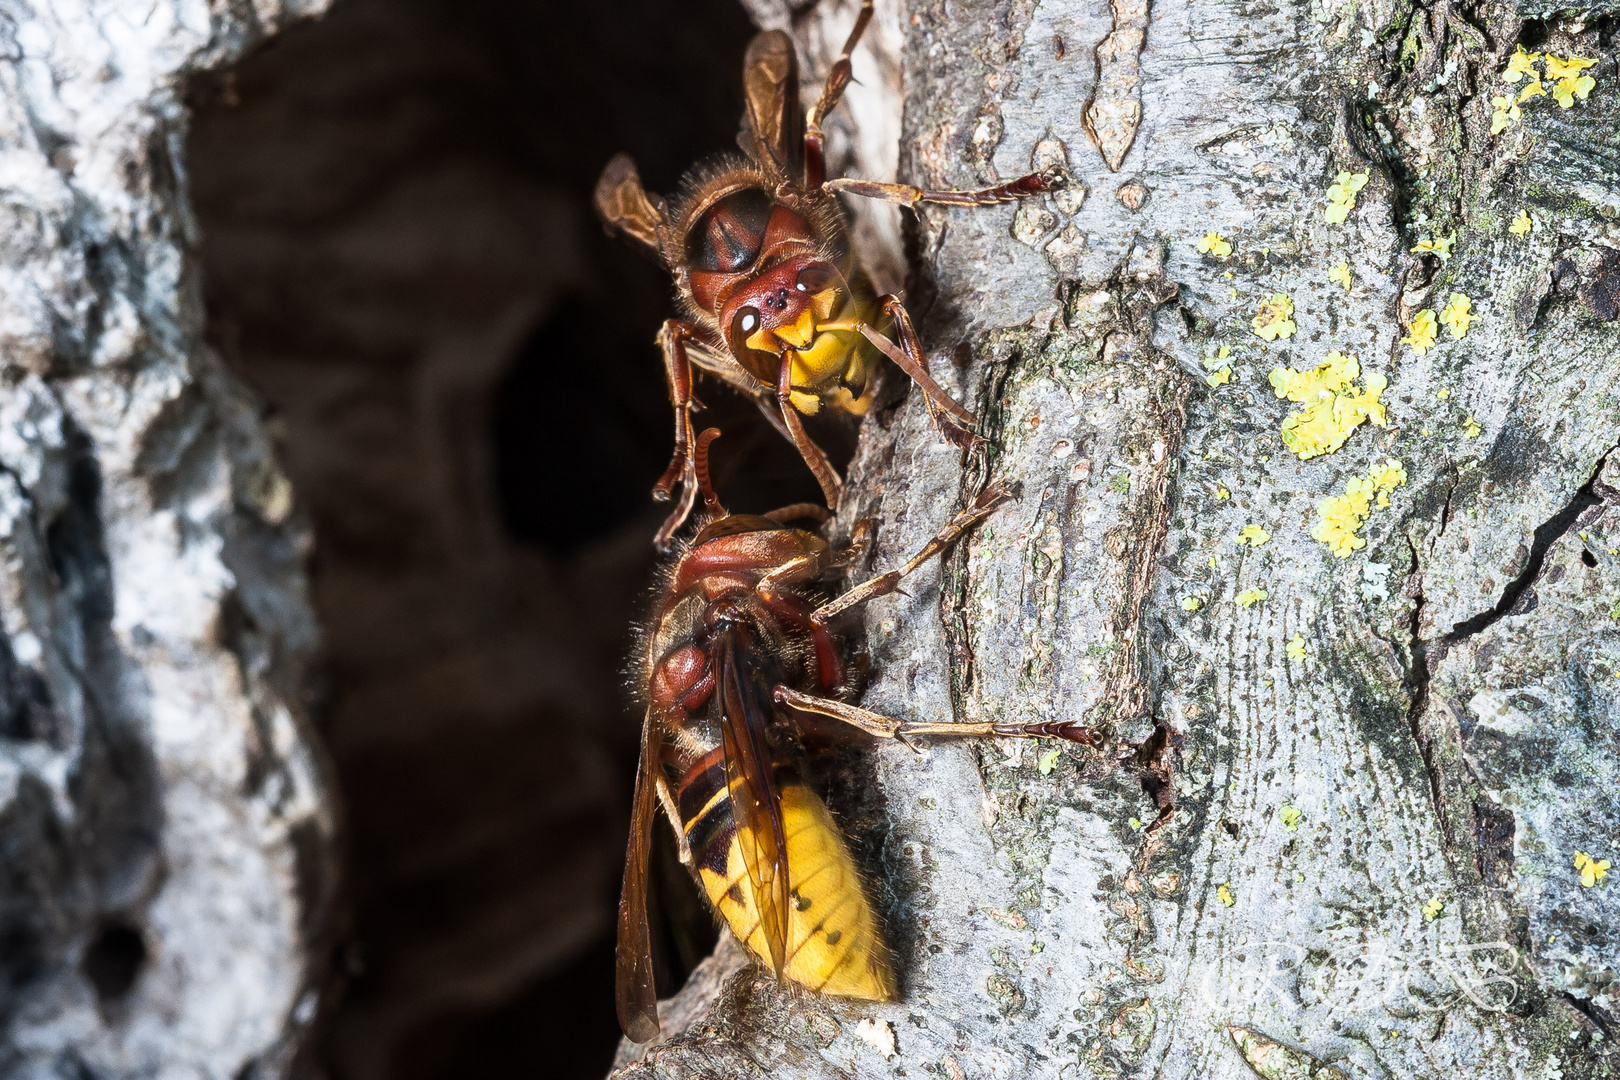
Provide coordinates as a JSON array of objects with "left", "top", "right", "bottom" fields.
[{"left": 696, "top": 784, "right": 894, "bottom": 1000}]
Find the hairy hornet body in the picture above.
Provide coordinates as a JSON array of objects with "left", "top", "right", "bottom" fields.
[
  {"left": 643, "top": 513, "right": 894, "bottom": 1003},
  {"left": 596, "top": 5, "right": 1061, "bottom": 549},
  {"left": 616, "top": 432, "right": 1099, "bottom": 1041},
  {"left": 671, "top": 159, "right": 887, "bottom": 420}
]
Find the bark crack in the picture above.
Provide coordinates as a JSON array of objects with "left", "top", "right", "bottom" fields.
[
  {"left": 1562, "top": 990, "right": 1614, "bottom": 1041},
  {"left": 1405, "top": 449, "right": 1615, "bottom": 859},
  {"left": 941, "top": 326, "right": 1039, "bottom": 728},
  {"left": 1442, "top": 451, "right": 1610, "bottom": 644},
  {"left": 1402, "top": 534, "right": 1449, "bottom": 843}
]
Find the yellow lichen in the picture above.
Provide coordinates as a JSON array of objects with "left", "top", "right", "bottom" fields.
[
  {"left": 1368, "top": 458, "right": 1407, "bottom": 507},
  {"left": 1267, "top": 351, "right": 1388, "bottom": 459},
  {"left": 1403, "top": 310, "right": 1439, "bottom": 356},
  {"left": 1324, "top": 171, "right": 1369, "bottom": 225},
  {"left": 1422, "top": 896, "right": 1444, "bottom": 921},
  {"left": 1491, "top": 94, "right": 1521, "bottom": 134},
  {"left": 1236, "top": 587, "right": 1269, "bottom": 608},
  {"left": 1180, "top": 596, "right": 1203, "bottom": 612},
  {"left": 1550, "top": 76, "right": 1596, "bottom": 108},
  {"left": 1546, "top": 55, "right": 1598, "bottom": 108},
  {"left": 1198, "top": 231, "right": 1233, "bottom": 257},
  {"left": 1285, "top": 633, "right": 1306, "bottom": 661},
  {"left": 1215, "top": 483, "right": 1231, "bottom": 501},
  {"left": 1439, "top": 292, "right": 1476, "bottom": 339},
  {"left": 1251, "top": 293, "right": 1296, "bottom": 341},
  {"left": 1280, "top": 805, "right": 1303, "bottom": 829},
  {"left": 1329, "top": 262, "right": 1352, "bottom": 291},
  {"left": 1502, "top": 45, "right": 1540, "bottom": 83},
  {"left": 1207, "top": 367, "right": 1232, "bottom": 387},
  {"left": 1368, "top": 460, "right": 1406, "bottom": 486},
  {"left": 1510, "top": 210, "right": 1533, "bottom": 236},
  {"left": 1545, "top": 54, "right": 1599, "bottom": 80},
  {"left": 1410, "top": 234, "right": 1455, "bottom": 261},
  {"left": 1314, "top": 477, "right": 1376, "bottom": 557},
  {"left": 1575, "top": 850, "right": 1610, "bottom": 888},
  {"left": 1217, "top": 883, "right": 1236, "bottom": 907},
  {"left": 1312, "top": 459, "right": 1406, "bottom": 557},
  {"left": 1236, "top": 524, "right": 1271, "bottom": 547},
  {"left": 1436, "top": 387, "right": 1451, "bottom": 400},
  {"left": 1517, "top": 78, "right": 1547, "bottom": 105},
  {"left": 1464, "top": 416, "right": 1483, "bottom": 438}
]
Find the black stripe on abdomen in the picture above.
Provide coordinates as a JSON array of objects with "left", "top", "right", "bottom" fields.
[
  {"left": 683, "top": 793, "right": 735, "bottom": 875},
  {"left": 676, "top": 749, "right": 727, "bottom": 824},
  {"left": 675, "top": 750, "right": 735, "bottom": 876}
]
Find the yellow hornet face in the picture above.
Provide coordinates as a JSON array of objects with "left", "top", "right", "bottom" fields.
[
  {"left": 743, "top": 288, "right": 841, "bottom": 351},
  {"left": 782, "top": 290, "right": 880, "bottom": 415},
  {"left": 719, "top": 259, "right": 884, "bottom": 417}
]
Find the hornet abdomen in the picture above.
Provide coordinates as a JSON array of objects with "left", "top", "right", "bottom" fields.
[{"left": 671, "top": 744, "right": 893, "bottom": 999}]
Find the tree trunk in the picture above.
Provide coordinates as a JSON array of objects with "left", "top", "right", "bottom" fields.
[
  {"left": 0, "top": 1, "right": 335, "bottom": 1076},
  {"left": 615, "top": 0, "right": 1620, "bottom": 1076}
]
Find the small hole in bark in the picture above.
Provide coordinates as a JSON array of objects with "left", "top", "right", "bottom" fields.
[
  {"left": 1582, "top": 549, "right": 1597, "bottom": 567},
  {"left": 83, "top": 922, "right": 146, "bottom": 1001}
]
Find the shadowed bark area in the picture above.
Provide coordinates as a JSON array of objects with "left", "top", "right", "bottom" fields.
[
  {"left": 613, "top": 0, "right": 1620, "bottom": 1077},
  {"left": 0, "top": 1, "right": 336, "bottom": 1075}
]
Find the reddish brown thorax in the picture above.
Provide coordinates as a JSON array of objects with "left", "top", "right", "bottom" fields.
[
  {"left": 670, "top": 519, "right": 812, "bottom": 596},
  {"left": 649, "top": 642, "right": 711, "bottom": 718},
  {"left": 652, "top": 518, "right": 845, "bottom": 718}
]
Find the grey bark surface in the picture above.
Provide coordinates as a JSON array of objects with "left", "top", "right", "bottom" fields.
[
  {"left": 0, "top": 1, "right": 334, "bottom": 1076},
  {"left": 615, "top": 0, "right": 1620, "bottom": 1077}
]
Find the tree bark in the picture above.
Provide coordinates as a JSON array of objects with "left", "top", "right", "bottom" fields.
[
  {"left": 0, "top": 1, "right": 335, "bottom": 1075},
  {"left": 615, "top": 0, "right": 1620, "bottom": 1077}
]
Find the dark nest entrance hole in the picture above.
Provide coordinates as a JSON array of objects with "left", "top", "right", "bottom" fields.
[{"left": 187, "top": 1, "right": 834, "bottom": 1076}]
